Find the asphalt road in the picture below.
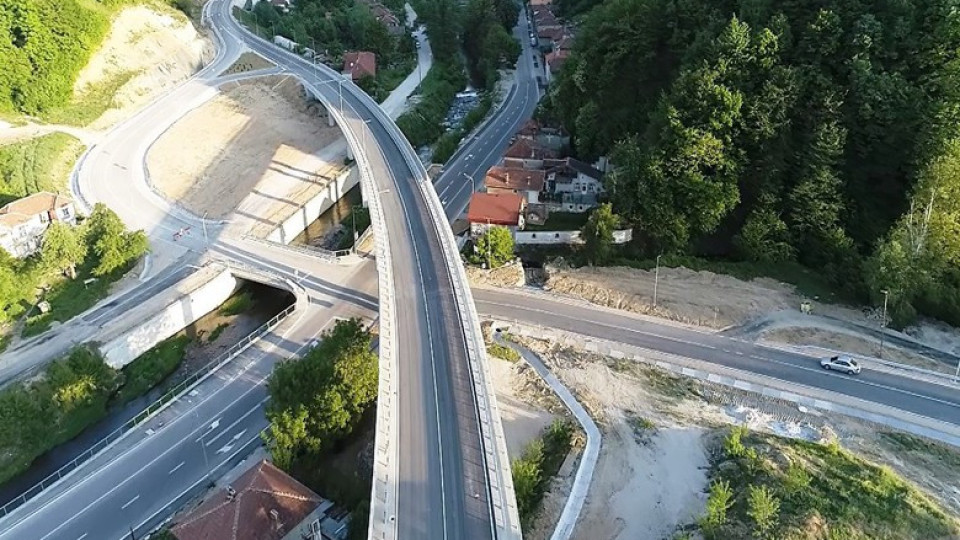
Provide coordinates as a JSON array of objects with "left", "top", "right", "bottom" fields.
[
  {"left": 0, "top": 255, "right": 378, "bottom": 540},
  {"left": 0, "top": 4, "right": 539, "bottom": 539},
  {"left": 433, "top": 8, "right": 541, "bottom": 221},
  {"left": 190, "top": 2, "right": 501, "bottom": 538},
  {"left": 473, "top": 289, "right": 960, "bottom": 426}
]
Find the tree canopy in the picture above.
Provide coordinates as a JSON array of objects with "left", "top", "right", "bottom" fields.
[
  {"left": 472, "top": 226, "right": 515, "bottom": 268},
  {"left": 548, "top": 0, "right": 960, "bottom": 324},
  {"left": 265, "top": 318, "right": 378, "bottom": 468}
]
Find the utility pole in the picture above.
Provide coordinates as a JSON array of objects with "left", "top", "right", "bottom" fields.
[
  {"left": 486, "top": 220, "right": 492, "bottom": 269},
  {"left": 653, "top": 254, "right": 662, "bottom": 307},
  {"left": 879, "top": 289, "right": 889, "bottom": 359}
]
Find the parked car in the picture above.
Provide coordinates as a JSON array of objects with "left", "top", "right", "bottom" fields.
[{"left": 820, "top": 355, "right": 862, "bottom": 374}]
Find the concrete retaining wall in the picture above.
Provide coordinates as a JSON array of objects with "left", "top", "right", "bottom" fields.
[
  {"left": 266, "top": 165, "right": 359, "bottom": 245},
  {"left": 98, "top": 269, "right": 240, "bottom": 369}
]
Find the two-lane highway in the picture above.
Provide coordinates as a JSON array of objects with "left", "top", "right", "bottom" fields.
[
  {"left": 211, "top": 1, "right": 512, "bottom": 537},
  {"left": 474, "top": 289, "right": 960, "bottom": 426},
  {"left": 432, "top": 7, "right": 541, "bottom": 221}
]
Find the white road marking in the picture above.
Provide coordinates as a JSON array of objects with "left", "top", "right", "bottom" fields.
[
  {"left": 215, "top": 444, "right": 234, "bottom": 455},
  {"left": 168, "top": 461, "right": 185, "bottom": 475},
  {"left": 76, "top": 534, "right": 88, "bottom": 540},
  {"left": 120, "top": 495, "right": 139, "bottom": 510},
  {"left": 230, "top": 429, "right": 248, "bottom": 441}
]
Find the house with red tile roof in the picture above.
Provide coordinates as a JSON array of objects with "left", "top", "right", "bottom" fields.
[
  {"left": 0, "top": 192, "right": 77, "bottom": 258},
  {"left": 484, "top": 166, "right": 545, "bottom": 203},
  {"left": 517, "top": 119, "right": 540, "bottom": 139},
  {"left": 342, "top": 51, "right": 377, "bottom": 80},
  {"left": 545, "top": 48, "right": 570, "bottom": 78},
  {"left": 467, "top": 192, "right": 526, "bottom": 236},
  {"left": 503, "top": 138, "right": 558, "bottom": 169},
  {"left": 170, "top": 460, "right": 350, "bottom": 540}
]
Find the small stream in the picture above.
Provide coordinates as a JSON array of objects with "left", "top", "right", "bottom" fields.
[
  {"left": 0, "top": 281, "right": 292, "bottom": 506},
  {"left": 291, "top": 185, "right": 363, "bottom": 250}
]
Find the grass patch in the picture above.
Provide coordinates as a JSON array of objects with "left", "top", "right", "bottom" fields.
[
  {"left": 218, "top": 290, "right": 254, "bottom": 316},
  {"left": 377, "top": 55, "right": 418, "bottom": 95},
  {"left": 115, "top": 335, "right": 191, "bottom": 404},
  {"left": 512, "top": 419, "right": 575, "bottom": 529},
  {"left": 0, "top": 132, "right": 85, "bottom": 205},
  {"left": 41, "top": 70, "right": 139, "bottom": 127},
  {"left": 525, "top": 211, "right": 590, "bottom": 232},
  {"left": 699, "top": 426, "right": 960, "bottom": 540},
  {"left": 0, "top": 333, "right": 9, "bottom": 354},
  {"left": 22, "top": 261, "right": 133, "bottom": 337},
  {"left": 640, "top": 365, "right": 702, "bottom": 399},
  {"left": 486, "top": 342, "right": 520, "bottom": 362},
  {"left": 208, "top": 323, "right": 228, "bottom": 343}
]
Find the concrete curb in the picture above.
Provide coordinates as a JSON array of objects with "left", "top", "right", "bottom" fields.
[
  {"left": 498, "top": 320, "right": 960, "bottom": 449},
  {"left": 494, "top": 331, "right": 600, "bottom": 540}
]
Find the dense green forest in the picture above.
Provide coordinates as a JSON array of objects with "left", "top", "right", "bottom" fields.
[
  {"left": 249, "top": 0, "right": 409, "bottom": 64},
  {"left": 547, "top": 0, "right": 960, "bottom": 325}
]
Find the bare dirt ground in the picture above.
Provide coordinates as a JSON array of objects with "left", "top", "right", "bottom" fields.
[
  {"left": 80, "top": 5, "right": 213, "bottom": 130},
  {"left": 220, "top": 52, "right": 275, "bottom": 76},
  {"left": 147, "top": 76, "right": 344, "bottom": 220},
  {"left": 488, "top": 356, "right": 559, "bottom": 457},
  {"left": 467, "top": 261, "right": 526, "bottom": 289},
  {"left": 542, "top": 264, "right": 798, "bottom": 329},
  {"left": 510, "top": 336, "right": 960, "bottom": 540}
]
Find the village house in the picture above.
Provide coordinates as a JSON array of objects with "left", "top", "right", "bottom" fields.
[
  {"left": 0, "top": 192, "right": 77, "bottom": 258},
  {"left": 170, "top": 460, "right": 350, "bottom": 540},
  {"left": 543, "top": 157, "right": 605, "bottom": 212},
  {"left": 483, "top": 166, "right": 545, "bottom": 203},
  {"left": 467, "top": 192, "right": 526, "bottom": 237},
  {"left": 342, "top": 51, "right": 377, "bottom": 81},
  {"left": 502, "top": 138, "right": 558, "bottom": 170}
]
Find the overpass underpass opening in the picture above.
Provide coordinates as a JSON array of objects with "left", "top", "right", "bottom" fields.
[{"left": 0, "top": 280, "right": 293, "bottom": 514}]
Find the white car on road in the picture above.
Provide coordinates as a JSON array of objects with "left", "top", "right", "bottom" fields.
[{"left": 820, "top": 355, "right": 862, "bottom": 375}]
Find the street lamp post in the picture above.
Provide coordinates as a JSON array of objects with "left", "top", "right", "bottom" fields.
[
  {"left": 653, "top": 254, "right": 662, "bottom": 307},
  {"left": 879, "top": 289, "right": 889, "bottom": 359}
]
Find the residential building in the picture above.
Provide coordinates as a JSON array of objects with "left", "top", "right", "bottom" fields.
[
  {"left": 544, "top": 157, "right": 604, "bottom": 194},
  {"left": 555, "top": 34, "right": 575, "bottom": 52},
  {"left": 269, "top": 0, "right": 292, "bottom": 13},
  {"left": 515, "top": 119, "right": 568, "bottom": 151},
  {"left": 369, "top": 4, "right": 403, "bottom": 35},
  {"left": 516, "top": 119, "right": 540, "bottom": 140},
  {"left": 503, "top": 138, "right": 558, "bottom": 170},
  {"left": 467, "top": 192, "right": 526, "bottom": 236},
  {"left": 170, "top": 460, "right": 349, "bottom": 540},
  {"left": 537, "top": 26, "right": 565, "bottom": 52},
  {"left": 544, "top": 157, "right": 605, "bottom": 212},
  {"left": 483, "top": 166, "right": 545, "bottom": 203},
  {"left": 0, "top": 192, "right": 77, "bottom": 258},
  {"left": 342, "top": 51, "right": 377, "bottom": 80},
  {"left": 545, "top": 48, "right": 570, "bottom": 79}
]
